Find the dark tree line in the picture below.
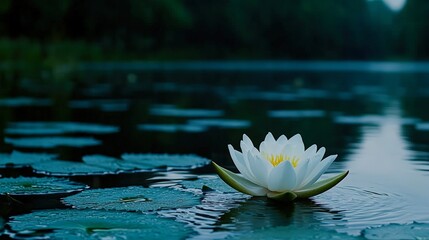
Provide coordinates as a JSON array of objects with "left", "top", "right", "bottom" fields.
[{"left": 0, "top": 0, "right": 428, "bottom": 60}]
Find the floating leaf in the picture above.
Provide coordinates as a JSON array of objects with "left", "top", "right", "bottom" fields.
[
  {"left": 4, "top": 137, "right": 101, "bottom": 148},
  {"left": 0, "top": 177, "right": 87, "bottom": 196},
  {"left": 84, "top": 153, "right": 210, "bottom": 172},
  {"left": 8, "top": 209, "right": 193, "bottom": 239},
  {"left": 334, "top": 115, "right": 383, "bottom": 125},
  {"left": 150, "top": 107, "right": 224, "bottom": 117},
  {"left": 32, "top": 160, "right": 114, "bottom": 176},
  {"left": 334, "top": 115, "right": 418, "bottom": 125},
  {"left": 0, "top": 151, "right": 57, "bottom": 167},
  {"left": 187, "top": 119, "right": 251, "bottom": 129},
  {"left": 362, "top": 222, "right": 429, "bottom": 240},
  {"left": 121, "top": 153, "right": 210, "bottom": 170},
  {"left": 32, "top": 154, "right": 210, "bottom": 176},
  {"left": 138, "top": 123, "right": 207, "bottom": 133},
  {"left": 268, "top": 110, "right": 325, "bottom": 118},
  {"left": 63, "top": 186, "right": 200, "bottom": 212},
  {"left": 0, "top": 97, "right": 51, "bottom": 107},
  {"left": 6, "top": 122, "right": 118, "bottom": 135},
  {"left": 180, "top": 176, "right": 236, "bottom": 193},
  {"left": 98, "top": 100, "right": 130, "bottom": 112},
  {"left": 69, "top": 99, "right": 130, "bottom": 112},
  {"left": 82, "top": 154, "right": 141, "bottom": 171},
  {"left": 415, "top": 122, "right": 429, "bottom": 131}
]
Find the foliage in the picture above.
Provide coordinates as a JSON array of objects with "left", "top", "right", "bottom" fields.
[{"left": 0, "top": 0, "right": 428, "bottom": 62}]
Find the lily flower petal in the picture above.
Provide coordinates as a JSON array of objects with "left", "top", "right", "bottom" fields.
[
  {"left": 228, "top": 144, "right": 255, "bottom": 181},
  {"left": 265, "top": 132, "right": 276, "bottom": 145},
  {"left": 303, "top": 144, "right": 317, "bottom": 161},
  {"left": 259, "top": 132, "right": 276, "bottom": 153},
  {"left": 301, "top": 154, "right": 337, "bottom": 188},
  {"left": 247, "top": 153, "right": 270, "bottom": 187},
  {"left": 306, "top": 147, "right": 326, "bottom": 176},
  {"left": 243, "top": 134, "right": 255, "bottom": 149},
  {"left": 294, "top": 158, "right": 309, "bottom": 187},
  {"left": 282, "top": 134, "right": 305, "bottom": 159},
  {"left": 267, "top": 160, "right": 297, "bottom": 192},
  {"left": 277, "top": 134, "right": 287, "bottom": 145}
]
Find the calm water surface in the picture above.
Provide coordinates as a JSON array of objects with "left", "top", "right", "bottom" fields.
[{"left": 1, "top": 61, "right": 429, "bottom": 238}]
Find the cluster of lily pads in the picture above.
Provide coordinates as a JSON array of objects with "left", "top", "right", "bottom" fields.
[
  {"left": 0, "top": 149, "right": 244, "bottom": 239},
  {"left": 0, "top": 119, "right": 220, "bottom": 239},
  {"left": 0, "top": 151, "right": 210, "bottom": 176}
]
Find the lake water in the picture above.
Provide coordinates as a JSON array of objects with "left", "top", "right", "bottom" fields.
[{"left": 1, "top": 61, "right": 429, "bottom": 239}]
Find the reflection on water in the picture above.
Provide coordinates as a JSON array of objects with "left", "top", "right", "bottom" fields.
[{"left": 2, "top": 62, "right": 429, "bottom": 238}]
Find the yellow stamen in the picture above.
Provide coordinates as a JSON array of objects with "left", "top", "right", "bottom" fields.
[{"left": 263, "top": 153, "right": 299, "bottom": 168}]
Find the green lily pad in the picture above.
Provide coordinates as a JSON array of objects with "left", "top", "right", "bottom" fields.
[
  {"left": 187, "top": 119, "right": 251, "bottom": 129},
  {"left": 6, "top": 122, "right": 119, "bottom": 135},
  {"left": 121, "top": 153, "right": 210, "bottom": 170},
  {"left": 138, "top": 123, "right": 208, "bottom": 133},
  {"left": 150, "top": 107, "right": 223, "bottom": 117},
  {"left": 32, "top": 154, "right": 210, "bottom": 176},
  {"left": 82, "top": 154, "right": 141, "bottom": 171},
  {"left": 232, "top": 224, "right": 358, "bottom": 240},
  {"left": 0, "top": 97, "right": 51, "bottom": 107},
  {"left": 180, "top": 176, "right": 236, "bottom": 193},
  {"left": 0, "top": 151, "right": 57, "bottom": 167},
  {"left": 63, "top": 186, "right": 201, "bottom": 212},
  {"left": 84, "top": 153, "right": 210, "bottom": 172},
  {"left": 0, "top": 177, "right": 87, "bottom": 196},
  {"left": 362, "top": 222, "right": 429, "bottom": 239},
  {"left": 8, "top": 209, "right": 193, "bottom": 240},
  {"left": 69, "top": 99, "right": 130, "bottom": 112},
  {"left": 268, "top": 110, "right": 326, "bottom": 118},
  {"left": 212, "top": 162, "right": 349, "bottom": 201},
  {"left": 4, "top": 137, "right": 101, "bottom": 148},
  {"left": 32, "top": 160, "right": 114, "bottom": 176}
]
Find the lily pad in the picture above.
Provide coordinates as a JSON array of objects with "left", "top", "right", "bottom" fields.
[
  {"left": 6, "top": 122, "right": 118, "bottom": 135},
  {"left": 4, "top": 137, "right": 101, "bottom": 148},
  {"left": 268, "top": 110, "right": 326, "bottom": 118},
  {"left": 69, "top": 99, "right": 130, "bottom": 112},
  {"left": 362, "top": 222, "right": 429, "bottom": 239},
  {"left": 138, "top": 123, "right": 207, "bottom": 133},
  {"left": 187, "top": 119, "right": 251, "bottom": 129},
  {"left": 121, "top": 153, "right": 210, "bottom": 170},
  {"left": 63, "top": 186, "right": 200, "bottom": 212},
  {"left": 84, "top": 153, "right": 210, "bottom": 172},
  {"left": 32, "top": 160, "right": 114, "bottom": 176},
  {"left": 0, "top": 177, "right": 87, "bottom": 196},
  {"left": 180, "top": 176, "right": 236, "bottom": 193},
  {"left": 415, "top": 122, "right": 429, "bottom": 131},
  {"left": 334, "top": 115, "right": 418, "bottom": 125},
  {"left": 82, "top": 154, "right": 141, "bottom": 171},
  {"left": 32, "top": 154, "right": 210, "bottom": 176},
  {"left": 8, "top": 209, "right": 193, "bottom": 239},
  {"left": 0, "top": 97, "right": 51, "bottom": 107},
  {"left": 150, "top": 107, "right": 224, "bottom": 117},
  {"left": 334, "top": 115, "right": 383, "bottom": 125},
  {"left": 0, "top": 151, "right": 57, "bottom": 167}
]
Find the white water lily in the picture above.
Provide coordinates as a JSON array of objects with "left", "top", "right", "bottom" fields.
[{"left": 213, "top": 132, "right": 348, "bottom": 201}]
